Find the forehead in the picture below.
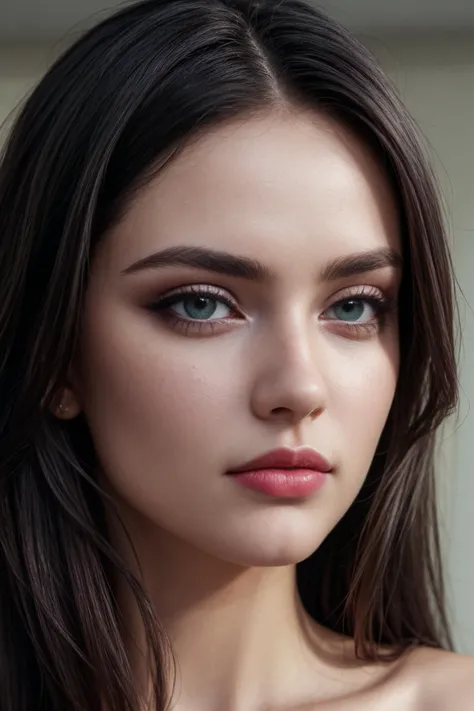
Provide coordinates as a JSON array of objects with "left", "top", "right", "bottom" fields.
[{"left": 96, "top": 110, "right": 401, "bottom": 274}]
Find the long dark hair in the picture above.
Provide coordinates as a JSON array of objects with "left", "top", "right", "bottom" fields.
[{"left": 0, "top": 1, "right": 458, "bottom": 709}]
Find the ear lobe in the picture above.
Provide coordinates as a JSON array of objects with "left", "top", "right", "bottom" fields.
[{"left": 52, "top": 387, "right": 82, "bottom": 420}]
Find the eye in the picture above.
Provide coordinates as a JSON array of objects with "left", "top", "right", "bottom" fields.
[
  {"left": 148, "top": 284, "right": 243, "bottom": 332},
  {"left": 323, "top": 298, "right": 378, "bottom": 324},
  {"left": 320, "top": 286, "right": 395, "bottom": 337},
  {"left": 167, "top": 293, "right": 233, "bottom": 320}
]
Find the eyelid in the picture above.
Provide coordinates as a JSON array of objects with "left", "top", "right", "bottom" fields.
[
  {"left": 324, "top": 284, "right": 386, "bottom": 305},
  {"left": 152, "top": 283, "right": 240, "bottom": 309}
]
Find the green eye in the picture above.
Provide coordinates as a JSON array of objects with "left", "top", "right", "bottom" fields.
[
  {"left": 334, "top": 299, "right": 370, "bottom": 322},
  {"left": 150, "top": 286, "right": 239, "bottom": 323},
  {"left": 173, "top": 296, "right": 229, "bottom": 320},
  {"left": 330, "top": 299, "right": 369, "bottom": 323}
]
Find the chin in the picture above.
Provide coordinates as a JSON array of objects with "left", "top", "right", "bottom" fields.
[
  {"left": 217, "top": 541, "right": 319, "bottom": 568},
  {"left": 202, "top": 513, "right": 327, "bottom": 568}
]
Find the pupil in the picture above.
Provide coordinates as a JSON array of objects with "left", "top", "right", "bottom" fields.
[
  {"left": 184, "top": 296, "right": 217, "bottom": 319},
  {"left": 194, "top": 298, "right": 208, "bottom": 311},
  {"left": 335, "top": 299, "right": 364, "bottom": 322},
  {"left": 343, "top": 301, "right": 357, "bottom": 312}
]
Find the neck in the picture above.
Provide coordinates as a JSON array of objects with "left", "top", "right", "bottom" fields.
[{"left": 112, "top": 517, "right": 349, "bottom": 711}]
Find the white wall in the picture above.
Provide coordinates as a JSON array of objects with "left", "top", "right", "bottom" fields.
[
  {"left": 365, "top": 32, "right": 474, "bottom": 653},
  {"left": 1, "top": 33, "right": 473, "bottom": 652}
]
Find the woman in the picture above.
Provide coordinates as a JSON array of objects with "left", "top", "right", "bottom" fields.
[{"left": 0, "top": 0, "right": 472, "bottom": 709}]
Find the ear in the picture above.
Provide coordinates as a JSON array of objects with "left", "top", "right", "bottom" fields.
[{"left": 51, "top": 386, "right": 82, "bottom": 420}]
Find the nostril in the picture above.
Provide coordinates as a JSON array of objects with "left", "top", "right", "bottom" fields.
[{"left": 271, "top": 407, "right": 290, "bottom": 415}]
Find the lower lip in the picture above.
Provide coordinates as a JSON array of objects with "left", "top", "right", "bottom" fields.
[{"left": 229, "top": 468, "right": 326, "bottom": 498}]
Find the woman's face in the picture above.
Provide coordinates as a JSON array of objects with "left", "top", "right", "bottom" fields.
[{"left": 74, "top": 110, "right": 401, "bottom": 566}]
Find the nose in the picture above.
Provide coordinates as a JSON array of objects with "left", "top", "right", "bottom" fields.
[{"left": 250, "top": 318, "right": 326, "bottom": 426}]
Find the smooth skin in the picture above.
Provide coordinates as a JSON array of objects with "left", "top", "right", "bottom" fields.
[{"left": 57, "top": 109, "right": 474, "bottom": 710}]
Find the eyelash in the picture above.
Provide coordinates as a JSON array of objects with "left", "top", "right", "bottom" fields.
[
  {"left": 148, "top": 284, "right": 240, "bottom": 336},
  {"left": 321, "top": 285, "right": 395, "bottom": 338},
  {"left": 148, "top": 284, "right": 396, "bottom": 337}
]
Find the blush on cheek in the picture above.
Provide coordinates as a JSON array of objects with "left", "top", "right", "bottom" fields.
[{"left": 79, "top": 314, "right": 241, "bottom": 469}]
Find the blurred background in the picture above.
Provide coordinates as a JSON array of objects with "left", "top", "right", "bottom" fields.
[{"left": 0, "top": 0, "right": 473, "bottom": 652}]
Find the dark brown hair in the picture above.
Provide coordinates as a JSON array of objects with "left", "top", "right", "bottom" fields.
[{"left": 0, "top": 1, "right": 458, "bottom": 709}]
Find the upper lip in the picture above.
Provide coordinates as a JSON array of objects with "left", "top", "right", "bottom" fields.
[{"left": 227, "top": 447, "right": 332, "bottom": 474}]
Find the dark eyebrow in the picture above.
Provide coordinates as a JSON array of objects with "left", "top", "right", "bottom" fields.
[
  {"left": 121, "top": 245, "right": 271, "bottom": 281},
  {"left": 122, "top": 244, "right": 402, "bottom": 281},
  {"left": 321, "top": 247, "right": 402, "bottom": 281}
]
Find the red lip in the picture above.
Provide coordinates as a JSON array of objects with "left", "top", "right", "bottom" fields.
[{"left": 227, "top": 447, "right": 332, "bottom": 475}]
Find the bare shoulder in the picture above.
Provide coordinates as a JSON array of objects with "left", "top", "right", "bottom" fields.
[{"left": 400, "top": 646, "right": 474, "bottom": 710}]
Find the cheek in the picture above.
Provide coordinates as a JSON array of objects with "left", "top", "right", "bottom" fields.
[
  {"left": 328, "top": 338, "right": 399, "bottom": 459},
  {"left": 76, "top": 304, "right": 243, "bottom": 486}
]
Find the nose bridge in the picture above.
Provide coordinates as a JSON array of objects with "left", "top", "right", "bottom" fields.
[
  {"left": 276, "top": 313, "right": 322, "bottom": 387},
  {"left": 272, "top": 302, "right": 319, "bottom": 362},
  {"left": 250, "top": 309, "right": 326, "bottom": 422}
]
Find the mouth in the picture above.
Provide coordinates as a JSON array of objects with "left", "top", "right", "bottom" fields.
[{"left": 226, "top": 446, "right": 332, "bottom": 498}]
